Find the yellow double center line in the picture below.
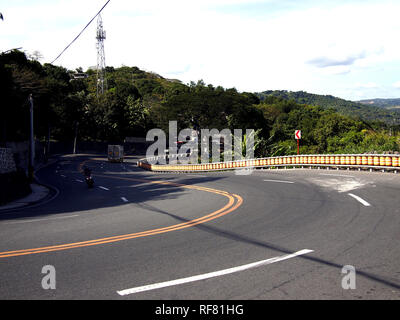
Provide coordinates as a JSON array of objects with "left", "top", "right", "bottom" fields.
[{"left": 0, "top": 174, "right": 243, "bottom": 259}]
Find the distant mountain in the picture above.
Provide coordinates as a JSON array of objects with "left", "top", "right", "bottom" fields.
[
  {"left": 256, "top": 90, "right": 400, "bottom": 125},
  {"left": 357, "top": 98, "right": 400, "bottom": 110}
]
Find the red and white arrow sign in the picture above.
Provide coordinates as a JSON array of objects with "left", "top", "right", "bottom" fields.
[{"left": 295, "top": 130, "right": 301, "bottom": 140}]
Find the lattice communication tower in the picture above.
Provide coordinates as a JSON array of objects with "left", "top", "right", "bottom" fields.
[{"left": 96, "top": 14, "right": 107, "bottom": 96}]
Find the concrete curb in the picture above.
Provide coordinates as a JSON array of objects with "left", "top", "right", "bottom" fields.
[
  {"left": 0, "top": 157, "right": 60, "bottom": 213},
  {"left": 0, "top": 183, "right": 50, "bottom": 211}
]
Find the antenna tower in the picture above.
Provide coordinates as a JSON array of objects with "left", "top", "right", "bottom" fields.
[{"left": 96, "top": 14, "right": 106, "bottom": 96}]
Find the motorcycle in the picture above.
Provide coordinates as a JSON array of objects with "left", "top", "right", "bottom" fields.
[
  {"left": 85, "top": 175, "right": 94, "bottom": 188},
  {"left": 83, "top": 167, "right": 94, "bottom": 188}
]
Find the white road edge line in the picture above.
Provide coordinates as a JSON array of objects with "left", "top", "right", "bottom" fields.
[
  {"left": 348, "top": 193, "right": 371, "bottom": 207},
  {"left": 263, "top": 179, "right": 295, "bottom": 184},
  {"left": 117, "top": 249, "right": 314, "bottom": 296},
  {"left": 75, "top": 179, "right": 84, "bottom": 183},
  {"left": 98, "top": 186, "right": 110, "bottom": 191}
]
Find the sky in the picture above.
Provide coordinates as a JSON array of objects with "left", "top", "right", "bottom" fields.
[{"left": 1, "top": 0, "right": 400, "bottom": 101}]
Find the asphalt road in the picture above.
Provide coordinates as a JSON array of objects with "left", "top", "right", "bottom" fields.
[{"left": 0, "top": 155, "right": 399, "bottom": 300}]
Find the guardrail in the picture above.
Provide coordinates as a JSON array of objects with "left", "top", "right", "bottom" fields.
[{"left": 137, "top": 154, "right": 400, "bottom": 173}]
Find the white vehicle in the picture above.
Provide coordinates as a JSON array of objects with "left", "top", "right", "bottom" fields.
[{"left": 108, "top": 145, "right": 124, "bottom": 163}]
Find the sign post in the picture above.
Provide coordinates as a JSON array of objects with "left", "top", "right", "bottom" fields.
[
  {"left": 295, "top": 130, "right": 301, "bottom": 155},
  {"left": 28, "top": 94, "right": 35, "bottom": 182}
]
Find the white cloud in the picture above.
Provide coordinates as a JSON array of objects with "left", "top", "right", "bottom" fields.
[
  {"left": 355, "top": 82, "right": 379, "bottom": 89},
  {"left": 393, "top": 81, "right": 400, "bottom": 89},
  {"left": 2, "top": 0, "right": 400, "bottom": 99}
]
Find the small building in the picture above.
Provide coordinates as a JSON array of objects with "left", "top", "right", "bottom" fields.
[{"left": 71, "top": 72, "right": 89, "bottom": 80}]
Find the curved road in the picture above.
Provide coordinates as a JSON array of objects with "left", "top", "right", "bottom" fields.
[{"left": 0, "top": 155, "right": 399, "bottom": 300}]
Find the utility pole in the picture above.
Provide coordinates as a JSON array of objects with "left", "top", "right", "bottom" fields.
[
  {"left": 73, "top": 121, "right": 79, "bottom": 154},
  {"left": 28, "top": 94, "right": 35, "bottom": 182},
  {"left": 45, "top": 125, "right": 51, "bottom": 163}
]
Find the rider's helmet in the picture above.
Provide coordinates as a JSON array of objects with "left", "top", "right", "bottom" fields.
[{"left": 83, "top": 166, "right": 91, "bottom": 175}]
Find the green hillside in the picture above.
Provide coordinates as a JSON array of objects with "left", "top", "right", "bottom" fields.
[
  {"left": 257, "top": 90, "right": 400, "bottom": 125},
  {"left": 357, "top": 98, "right": 400, "bottom": 110},
  {"left": 1, "top": 49, "right": 400, "bottom": 156}
]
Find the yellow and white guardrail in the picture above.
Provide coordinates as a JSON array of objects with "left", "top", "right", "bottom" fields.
[{"left": 138, "top": 154, "right": 400, "bottom": 173}]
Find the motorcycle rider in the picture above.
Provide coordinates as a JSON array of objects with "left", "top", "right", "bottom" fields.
[
  {"left": 83, "top": 166, "right": 92, "bottom": 177},
  {"left": 83, "top": 166, "right": 94, "bottom": 187}
]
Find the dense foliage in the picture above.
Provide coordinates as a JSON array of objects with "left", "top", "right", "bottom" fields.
[
  {"left": 1, "top": 50, "right": 400, "bottom": 157},
  {"left": 257, "top": 96, "right": 400, "bottom": 155}
]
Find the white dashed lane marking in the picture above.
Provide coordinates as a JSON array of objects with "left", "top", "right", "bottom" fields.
[
  {"left": 263, "top": 179, "right": 294, "bottom": 184},
  {"left": 348, "top": 193, "right": 371, "bottom": 207}
]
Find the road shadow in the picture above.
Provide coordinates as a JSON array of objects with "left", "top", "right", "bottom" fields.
[
  {"left": 135, "top": 200, "right": 400, "bottom": 292},
  {"left": 0, "top": 155, "right": 229, "bottom": 221},
  {"left": 1, "top": 155, "right": 399, "bottom": 292}
]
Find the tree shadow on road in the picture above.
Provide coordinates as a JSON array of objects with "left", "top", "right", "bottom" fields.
[
  {"left": 136, "top": 200, "right": 400, "bottom": 292},
  {"left": 0, "top": 156, "right": 229, "bottom": 222},
  {"left": 1, "top": 155, "right": 399, "bottom": 292}
]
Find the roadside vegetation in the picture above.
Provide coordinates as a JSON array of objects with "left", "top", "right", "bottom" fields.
[{"left": 1, "top": 49, "right": 400, "bottom": 157}]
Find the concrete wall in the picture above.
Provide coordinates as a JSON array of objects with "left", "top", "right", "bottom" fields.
[
  {"left": 0, "top": 148, "right": 17, "bottom": 174},
  {"left": 5, "top": 142, "right": 29, "bottom": 170},
  {"left": 5, "top": 141, "right": 45, "bottom": 170}
]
